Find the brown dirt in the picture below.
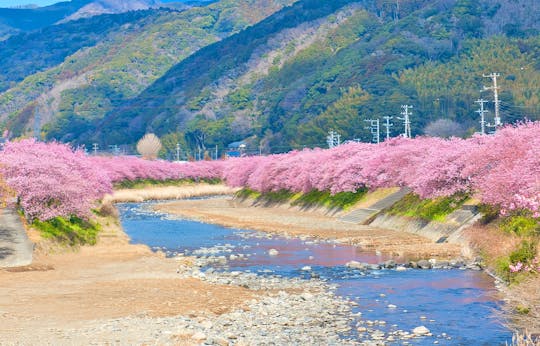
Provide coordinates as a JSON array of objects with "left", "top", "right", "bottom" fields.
[
  {"left": 155, "top": 196, "right": 463, "bottom": 260},
  {"left": 0, "top": 215, "right": 256, "bottom": 341}
]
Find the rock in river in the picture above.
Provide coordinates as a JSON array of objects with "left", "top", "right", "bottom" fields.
[
  {"left": 412, "top": 326, "right": 430, "bottom": 336},
  {"left": 417, "top": 260, "right": 432, "bottom": 269},
  {"left": 345, "top": 261, "right": 368, "bottom": 270}
]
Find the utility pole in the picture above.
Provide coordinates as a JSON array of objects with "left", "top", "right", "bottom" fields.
[
  {"left": 326, "top": 130, "right": 341, "bottom": 148},
  {"left": 475, "top": 99, "right": 489, "bottom": 135},
  {"left": 364, "top": 119, "right": 380, "bottom": 144},
  {"left": 109, "top": 145, "right": 120, "bottom": 156},
  {"left": 175, "top": 143, "right": 181, "bottom": 161},
  {"left": 398, "top": 105, "right": 413, "bottom": 138},
  {"left": 92, "top": 143, "right": 99, "bottom": 155},
  {"left": 382, "top": 116, "right": 393, "bottom": 140},
  {"left": 483, "top": 72, "right": 502, "bottom": 128}
]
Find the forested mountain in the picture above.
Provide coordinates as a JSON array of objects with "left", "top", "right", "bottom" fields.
[
  {"left": 0, "top": 0, "right": 294, "bottom": 139},
  {"left": 0, "top": 9, "right": 159, "bottom": 92},
  {"left": 0, "top": 0, "right": 209, "bottom": 39},
  {"left": 1, "top": 0, "right": 539, "bottom": 156},
  {"left": 86, "top": 0, "right": 540, "bottom": 153}
]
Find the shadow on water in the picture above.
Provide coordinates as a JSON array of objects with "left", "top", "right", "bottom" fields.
[{"left": 118, "top": 202, "right": 512, "bottom": 345}]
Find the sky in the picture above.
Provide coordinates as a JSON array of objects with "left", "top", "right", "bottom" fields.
[
  {"left": 0, "top": 0, "right": 62, "bottom": 7},
  {"left": 0, "top": 0, "right": 181, "bottom": 7}
]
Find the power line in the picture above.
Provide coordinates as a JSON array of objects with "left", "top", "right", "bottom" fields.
[
  {"left": 475, "top": 99, "right": 489, "bottom": 135},
  {"left": 483, "top": 72, "right": 502, "bottom": 128},
  {"left": 382, "top": 116, "right": 393, "bottom": 140},
  {"left": 397, "top": 105, "right": 412, "bottom": 138},
  {"left": 326, "top": 130, "right": 341, "bottom": 148},
  {"left": 364, "top": 119, "right": 380, "bottom": 144}
]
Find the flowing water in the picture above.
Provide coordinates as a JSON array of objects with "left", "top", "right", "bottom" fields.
[{"left": 118, "top": 201, "right": 512, "bottom": 345}]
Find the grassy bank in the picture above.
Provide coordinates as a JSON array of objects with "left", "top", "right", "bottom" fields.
[
  {"left": 235, "top": 188, "right": 368, "bottom": 211},
  {"left": 32, "top": 216, "right": 102, "bottom": 247},
  {"left": 385, "top": 192, "right": 470, "bottom": 222}
]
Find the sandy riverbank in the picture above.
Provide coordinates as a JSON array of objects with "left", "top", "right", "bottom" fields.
[
  {"left": 0, "top": 207, "right": 257, "bottom": 344},
  {"left": 155, "top": 195, "right": 464, "bottom": 260}
]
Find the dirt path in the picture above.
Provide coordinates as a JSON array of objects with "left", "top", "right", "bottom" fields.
[
  {"left": 156, "top": 196, "right": 463, "bottom": 260},
  {"left": 0, "top": 208, "right": 33, "bottom": 268},
  {"left": 0, "top": 216, "right": 257, "bottom": 344}
]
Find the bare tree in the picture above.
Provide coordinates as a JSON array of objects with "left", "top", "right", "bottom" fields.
[{"left": 136, "top": 133, "right": 162, "bottom": 160}]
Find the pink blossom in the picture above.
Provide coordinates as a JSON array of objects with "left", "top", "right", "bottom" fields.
[{"left": 509, "top": 262, "right": 523, "bottom": 273}]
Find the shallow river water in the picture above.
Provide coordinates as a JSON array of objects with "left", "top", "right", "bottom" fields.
[{"left": 118, "top": 201, "right": 512, "bottom": 345}]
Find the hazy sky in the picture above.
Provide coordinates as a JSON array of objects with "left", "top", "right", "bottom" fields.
[{"left": 0, "top": 0, "right": 62, "bottom": 6}]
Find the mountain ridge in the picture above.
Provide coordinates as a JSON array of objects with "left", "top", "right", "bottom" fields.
[
  {"left": 0, "top": 0, "right": 539, "bottom": 157},
  {"left": 85, "top": 0, "right": 539, "bottom": 154}
]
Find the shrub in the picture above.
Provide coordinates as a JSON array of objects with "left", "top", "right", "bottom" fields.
[
  {"left": 500, "top": 213, "right": 540, "bottom": 237},
  {"left": 509, "top": 241, "right": 537, "bottom": 265}
]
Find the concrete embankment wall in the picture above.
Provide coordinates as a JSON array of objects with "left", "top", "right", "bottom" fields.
[
  {"left": 368, "top": 212, "right": 482, "bottom": 246},
  {"left": 339, "top": 188, "right": 482, "bottom": 249}
]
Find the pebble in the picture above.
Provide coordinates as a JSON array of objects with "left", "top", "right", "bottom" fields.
[
  {"left": 268, "top": 249, "right": 279, "bottom": 256},
  {"left": 191, "top": 331, "right": 207, "bottom": 341},
  {"left": 413, "top": 326, "right": 431, "bottom": 336}
]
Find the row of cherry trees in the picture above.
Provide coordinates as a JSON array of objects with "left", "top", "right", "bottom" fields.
[
  {"left": 0, "top": 122, "right": 538, "bottom": 221},
  {"left": 0, "top": 140, "right": 221, "bottom": 220},
  {"left": 222, "top": 122, "right": 539, "bottom": 216}
]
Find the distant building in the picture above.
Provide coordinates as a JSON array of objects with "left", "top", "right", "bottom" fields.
[{"left": 227, "top": 140, "right": 247, "bottom": 157}]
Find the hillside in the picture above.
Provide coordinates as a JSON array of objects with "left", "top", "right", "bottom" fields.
[
  {"left": 0, "top": 0, "right": 295, "bottom": 140},
  {"left": 0, "top": 0, "right": 198, "bottom": 39},
  {"left": 0, "top": 9, "right": 160, "bottom": 92},
  {"left": 85, "top": 0, "right": 540, "bottom": 154}
]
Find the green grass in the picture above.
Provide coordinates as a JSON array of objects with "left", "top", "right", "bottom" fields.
[
  {"left": 115, "top": 178, "right": 221, "bottom": 189},
  {"left": 292, "top": 188, "right": 368, "bottom": 210},
  {"left": 386, "top": 192, "right": 470, "bottom": 222},
  {"left": 499, "top": 212, "right": 540, "bottom": 237},
  {"left": 509, "top": 240, "right": 537, "bottom": 265},
  {"left": 235, "top": 188, "right": 368, "bottom": 210},
  {"left": 257, "top": 189, "right": 296, "bottom": 204},
  {"left": 33, "top": 216, "right": 101, "bottom": 246}
]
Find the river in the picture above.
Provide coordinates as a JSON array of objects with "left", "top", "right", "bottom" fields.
[{"left": 118, "top": 201, "right": 512, "bottom": 345}]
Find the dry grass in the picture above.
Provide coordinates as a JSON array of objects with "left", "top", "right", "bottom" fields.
[
  {"left": 465, "top": 224, "right": 522, "bottom": 262},
  {"left": 103, "top": 183, "right": 239, "bottom": 203},
  {"left": 465, "top": 224, "right": 540, "bottom": 336},
  {"left": 509, "top": 331, "right": 540, "bottom": 346}
]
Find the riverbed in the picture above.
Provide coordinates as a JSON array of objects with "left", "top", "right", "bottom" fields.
[{"left": 118, "top": 201, "right": 512, "bottom": 345}]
